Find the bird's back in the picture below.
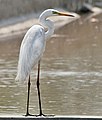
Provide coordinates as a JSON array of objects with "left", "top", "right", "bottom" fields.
[{"left": 15, "top": 25, "right": 46, "bottom": 82}]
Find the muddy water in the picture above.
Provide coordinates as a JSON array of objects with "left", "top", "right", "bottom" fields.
[{"left": 0, "top": 14, "right": 102, "bottom": 116}]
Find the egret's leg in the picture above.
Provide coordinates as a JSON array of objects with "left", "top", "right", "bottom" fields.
[
  {"left": 36, "top": 61, "right": 55, "bottom": 117},
  {"left": 25, "top": 75, "right": 31, "bottom": 116},
  {"left": 37, "top": 60, "right": 43, "bottom": 116}
]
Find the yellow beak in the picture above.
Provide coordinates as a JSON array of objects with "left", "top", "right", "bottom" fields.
[{"left": 58, "top": 12, "right": 74, "bottom": 17}]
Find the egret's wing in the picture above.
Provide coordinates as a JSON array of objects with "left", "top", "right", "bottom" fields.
[{"left": 16, "top": 25, "right": 45, "bottom": 82}]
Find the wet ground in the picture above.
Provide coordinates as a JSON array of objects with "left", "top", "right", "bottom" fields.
[{"left": 0, "top": 13, "right": 102, "bottom": 116}]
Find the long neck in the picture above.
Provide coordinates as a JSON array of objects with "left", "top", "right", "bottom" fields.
[{"left": 39, "top": 14, "right": 54, "bottom": 40}]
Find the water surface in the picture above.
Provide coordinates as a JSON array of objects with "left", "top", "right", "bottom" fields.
[{"left": 0, "top": 14, "right": 102, "bottom": 116}]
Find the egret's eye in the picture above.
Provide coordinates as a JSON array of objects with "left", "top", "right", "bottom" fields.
[{"left": 52, "top": 11, "right": 58, "bottom": 15}]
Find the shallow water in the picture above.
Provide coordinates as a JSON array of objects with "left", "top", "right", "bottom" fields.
[{"left": 0, "top": 14, "right": 102, "bottom": 116}]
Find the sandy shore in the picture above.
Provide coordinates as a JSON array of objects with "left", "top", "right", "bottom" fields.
[
  {"left": 0, "top": 5, "right": 101, "bottom": 41},
  {"left": 0, "top": 10, "right": 80, "bottom": 41}
]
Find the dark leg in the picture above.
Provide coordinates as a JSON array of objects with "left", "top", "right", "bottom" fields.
[
  {"left": 36, "top": 61, "right": 55, "bottom": 117},
  {"left": 37, "top": 60, "right": 44, "bottom": 116},
  {"left": 25, "top": 75, "right": 31, "bottom": 116}
]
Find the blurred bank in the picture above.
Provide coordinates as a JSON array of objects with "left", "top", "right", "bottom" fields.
[
  {"left": 0, "top": 0, "right": 102, "bottom": 41},
  {"left": 0, "top": 0, "right": 102, "bottom": 20}
]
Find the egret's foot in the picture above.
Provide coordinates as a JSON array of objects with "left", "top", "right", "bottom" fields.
[
  {"left": 36, "top": 113, "right": 55, "bottom": 117},
  {"left": 37, "top": 113, "right": 46, "bottom": 117},
  {"left": 25, "top": 113, "right": 36, "bottom": 116},
  {"left": 25, "top": 112, "right": 55, "bottom": 117}
]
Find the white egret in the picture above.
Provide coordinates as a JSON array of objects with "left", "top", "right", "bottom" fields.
[{"left": 15, "top": 9, "right": 74, "bottom": 116}]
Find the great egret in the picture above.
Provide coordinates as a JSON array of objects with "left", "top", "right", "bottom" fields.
[{"left": 15, "top": 9, "right": 74, "bottom": 116}]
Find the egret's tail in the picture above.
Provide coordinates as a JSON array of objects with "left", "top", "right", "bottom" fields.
[{"left": 15, "top": 70, "right": 28, "bottom": 83}]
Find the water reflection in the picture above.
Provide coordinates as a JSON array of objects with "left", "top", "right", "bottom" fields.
[{"left": 0, "top": 14, "right": 102, "bottom": 115}]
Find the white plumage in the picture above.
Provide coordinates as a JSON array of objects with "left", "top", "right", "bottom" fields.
[{"left": 15, "top": 25, "right": 45, "bottom": 81}]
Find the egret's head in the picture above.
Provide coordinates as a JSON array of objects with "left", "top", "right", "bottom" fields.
[{"left": 40, "top": 9, "right": 74, "bottom": 19}]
